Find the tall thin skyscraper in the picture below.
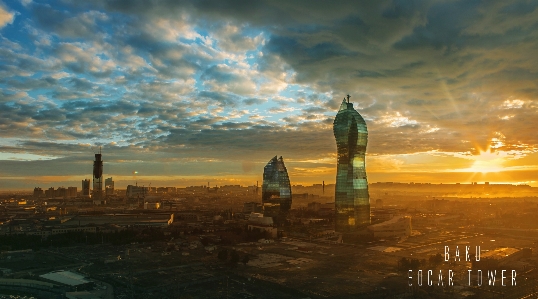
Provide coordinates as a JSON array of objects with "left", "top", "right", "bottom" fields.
[
  {"left": 93, "top": 148, "right": 103, "bottom": 202},
  {"left": 333, "top": 95, "right": 370, "bottom": 232},
  {"left": 262, "top": 156, "right": 292, "bottom": 225}
]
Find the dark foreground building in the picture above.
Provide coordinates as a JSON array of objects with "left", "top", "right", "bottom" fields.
[
  {"left": 333, "top": 95, "right": 370, "bottom": 232},
  {"left": 262, "top": 156, "right": 292, "bottom": 225},
  {"left": 92, "top": 149, "right": 104, "bottom": 204}
]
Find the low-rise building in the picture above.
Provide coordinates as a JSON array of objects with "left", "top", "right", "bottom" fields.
[
  {"left": 473, "top": 247, "right": 532, "bottom": 270},
  {"left": 39, "top": 270, "right": 94, "bottom": 291},
  {"left": 144, "top": 202, "right": 161, "bottom": 210}
]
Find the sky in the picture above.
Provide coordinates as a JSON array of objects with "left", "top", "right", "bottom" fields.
[{"left": 1, "top": 0, "right": 538, "bottom": 190}]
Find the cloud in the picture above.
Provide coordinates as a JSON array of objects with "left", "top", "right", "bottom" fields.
[
  {"left": 0, "top": 0, "right": 538, "bottom": 188},
  {"left": 242, "top": 98, "right": 266, "bottom": 105},
  {"left": 32, "top": 5, "right": 108, "bottom": 39},
  {"left": 0, "top": 3, "right": 15, "bottom": 29},
  {"left": 376, "top": 111, "right": 419, "bottom": 128},
  {"left": 19, "top": 0, "right": 32, "bottom": 7}
]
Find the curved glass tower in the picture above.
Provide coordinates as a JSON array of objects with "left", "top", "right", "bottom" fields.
[
  {"left": 333, "top": 96, "right": 370, "bottom": 232},
  {"left": 262, "top": 156, "right": 292, "bottom": 225}
]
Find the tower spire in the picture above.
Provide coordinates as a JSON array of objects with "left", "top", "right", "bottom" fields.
[{"left": 346, "top": 94, "right": 350, "bottom": 103}]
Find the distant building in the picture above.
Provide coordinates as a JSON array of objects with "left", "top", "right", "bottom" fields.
[
  {"left": 39, "top": 270, "right": 94, "bottom": 291},
  {"left": 92, "top": 199, "right": 105, "bottom": 205},
  {"left": 92, "top": 151, "right": 104, "bottom": 204},
  {"left": 33, "top": 187, "right": 43, "bottom": 198},
  {"left": 246, "top": 185, "right": 258, "bottom": 194},
  {"left": 186, "top": 186, "right": 207, "bottom": 192},
  {"left": 105, "top": 177, "right": 114, "bottom": 196},
  {"left": 81, "top": 179, "right": 91, "bottom": 197},
  {"left": 427, "top": 198, "right": 450, "bottom": 211},
  {"left": 175, "top": 212, "right": 200, "bottom": 222},
  {"left": 371, "top": 208, "right": 397, "bottom": 223},
  {"left": 67, "top": 187, "right": 77, "bottom": 199},
  {"left": 319, "top": 202, "right": 335, "bottom": 216},
  {"left": 375, "top": 199, "right": 383, "bottom": 209},
  {"left": 243, "top": 202, "right": 261, "bottom": 213},
  {"left": 248, "top": 213, "right": 274, "bottom": 226},
  {"left": 367, "top": 216, "right": 411, "bottom": 238},
  {"left": 156, "top": 187, "right": 165, "bottom": 193},
  {"left": 69, "top": 214, "right": 173, "bottom": 227},
  {"left": 308, "top": 202, "right": 321, "bottom": 212},
  {"left": 126, "top": 185, "right": 149, "bottom": 198},
  {"left": 45, "top": 187, "right": 55, "bottom": 198},
  {"left": 333, "top": 95, "right": 370, "bottom": 232},
  {"left": 57, "top": 187, "right": 67, "bottom": 198},
  {"left": 262, "top": 156, "right": 292, "bottom": 225},
  {"left": 144, "top": 202, "right": 160, "bottom": 210},
  {"left": 293, "top": 193, "right": 307, "bottom": 201},
  {"left": 473, "top": 247, "right": 532, "bottom": 270},
  {"left": 216, "top": 185, "right": 250, "bottom": 194},
  {"left": 152, "top": 186, "right": 177, "bottom": 194},
  {"left": 248, "top": 213, "right": 277, "bottom": 238}
]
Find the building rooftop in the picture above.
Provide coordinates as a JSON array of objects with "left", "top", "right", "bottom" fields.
[
  {"left": 0, "top": 278, "right": 55, "bottom": 288},
  {"left": 481, "top": 247, "right": 521, "bottom": 260},
  {"left": 60, "top": 214, "right": 173, "bottom": 226},
  {"left": 39, "top": 270, "right": 91, "bottom": 286},
  {"left": 368, "top": 215, "right": 410, "bottom": 228}
]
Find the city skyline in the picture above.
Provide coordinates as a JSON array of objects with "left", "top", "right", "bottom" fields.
[{"left": 1, "top": 1, "right": 538, "bottom": 190}]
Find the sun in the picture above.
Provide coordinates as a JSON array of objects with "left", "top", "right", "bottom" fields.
[{"left": 465, "top": 149, "right": 506, "bottom": 173}]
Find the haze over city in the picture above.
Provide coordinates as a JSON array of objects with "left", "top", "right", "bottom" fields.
[{"left": 1, "top": 0, "right": 538, "bottom": 189}]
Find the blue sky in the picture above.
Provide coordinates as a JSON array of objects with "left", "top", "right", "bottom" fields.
[{"left": 1, "top": 0, "right": 538, "bottom": 189}]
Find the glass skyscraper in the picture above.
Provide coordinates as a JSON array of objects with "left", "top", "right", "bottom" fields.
[
  {"left": 333, "top": 96, "right": 370, "bottom": 232},
  {"left": 262, "top": 156, "right": 292, "bottom": 225}
]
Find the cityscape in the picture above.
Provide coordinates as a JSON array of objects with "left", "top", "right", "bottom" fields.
[
  {"left": 1, "top": 97, "right": 537, "bottom": 298},
  {"left": 1, "top": 0, "right": 538, "bottom": 299}
]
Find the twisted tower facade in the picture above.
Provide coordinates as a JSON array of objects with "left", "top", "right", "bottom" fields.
[
  {"left": 262, "top": 156, "right": 292, "bottom": 225},
  {"left": 333, "top": 96, "right": 370, "bottom": 232}
]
